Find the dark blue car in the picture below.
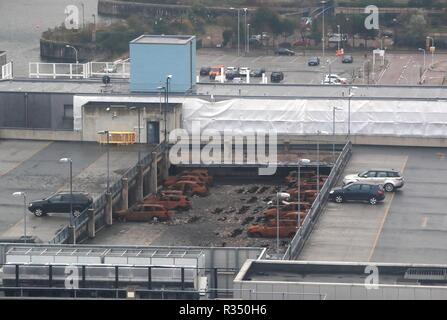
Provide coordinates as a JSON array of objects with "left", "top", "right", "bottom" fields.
[{"left": 329, "top": 183, "right": 385, "bottom": 205}]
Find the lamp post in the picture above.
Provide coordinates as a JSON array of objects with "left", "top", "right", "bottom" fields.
[
  {"left": 337, "top": 25, "right": 341, "bottom": 51},
  {"left": 297, "top": 159, "right": 311, "bottom": 232},
  {"left": 332, "top": 106, "right": 343, "bottom": 163},
  {"left": 230, "top": 7, "right": 241, "bottom": 56},
  {"left": 97, "top": 131, "right": 110, "bottom": 193},
  {"left": 316, "top": 131, "right": 329, "bottom": 198},
  {"left": 12, "top": 192, "right": 27, "bottom": 243},
  {"left": 276, "top": 192, "right": 290, "bottom": 255},
  {"left": 165, "top": 75, "right": 172, "bottom": 144},
  {"left": 65, "top": 45, "right": 78, "bottom": 64},
  {"left": 321, "top": 1, "right": 327, "bottom": 59},
  {"left": 92, "top": 14, "right": 96, "bottom": 42},
  {"left": 80, "top": 2, "right": 85, "bottom": 29},
  {"left": 347, "top": 86, "right": 358, "bottom": 139},
  {"left": 427, "top": 36, "right": 435, "bottom": 65},
  {"left": 418, "top": 48, "right": 426, "bottom": 71},
  {"left": 247, "top": 24, "right": 250, "bottom": 54},
  {"left": 243, "top": 8, "right": 248, "bottom": 54},
  {"left": 59, "top": 157, "right": 74, "bottom": 243}
]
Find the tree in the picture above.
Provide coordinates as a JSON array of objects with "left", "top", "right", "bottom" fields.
[
  {"left": 222, "top": 29, "right": 233, "bottom": 47},
  {"left": 397, "top": 11, "right": 428, "bottom": 47}
]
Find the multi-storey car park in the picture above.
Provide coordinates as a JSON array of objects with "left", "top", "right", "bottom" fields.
[{"left": 1, "top": 35, "right": 447, "bottom": 300}]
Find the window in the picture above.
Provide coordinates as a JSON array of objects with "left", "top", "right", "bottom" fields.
[
  {"left": 346, "top": 184, "right": 361, "bottom": 192},
  {"left": 377, "top": 171, "right": 387, "bottom": 177},
  {"left": 50, "top": 195, "right": 62, "bottom": 202},
  {"left": 388, "top": 171, "right": 400, "bottom": 177},
  {"left": 64, "top": 104, "right": 74, "bottom": 119},
  {"left": 366, "top": 171, "right": 377, "bottom": 177},
  {"left": 360, "top": 184, "right": 373, "bottom": 191}
]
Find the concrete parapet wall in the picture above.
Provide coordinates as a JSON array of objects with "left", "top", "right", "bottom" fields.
[{"left": 0, "top": 129, "right": 81, "bottom": 141}]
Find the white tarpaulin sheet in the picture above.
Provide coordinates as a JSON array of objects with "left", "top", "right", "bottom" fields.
[
  {"left": 182, "top": 98, "right": 447, "bottom": 137},
  {"left": 74, "top": 95, "right": 447, "bottom": 138}
]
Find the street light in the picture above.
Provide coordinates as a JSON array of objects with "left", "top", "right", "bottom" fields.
[
  {"left": 243, "top": 8, "right": 248, "bottom": 54},
  {"left": 65, "top": 45, "right": 79, "bottom": 64},
  {"left": 427, "top": 36, "right": 435, "bottom": 65},
  {"left": 247, "top": 24, "right": 250, "bottom": 54},
  {"left": 275, "top": 192, "right": 290, "bottom": 255},
  {"left": 97, "top": 130, "right": 110, "bottom": 193},
  {"left": 296, "top": 159, "right": 311, "bottom": 231},
  {"left": 332, "top": 107, "right": 343, "bottom": 163},
  {"left": 12, "top": 192, "right": 27, "bottom": 243},
  {"left": 59, "top": 157, "right": 75, "bottom": 244},
  {"left": 165, "top": 75, "right": 172, "bottom": 144},
  {"left": 337, "top": 25, "right": 341, "bottom": 51},
  {"left": 230, "top": 7, "right": 241, "bottom": 56},
  {"left": 80, "top": 2, "right": 85, "bottom": 29},
  {"left": 316, "top": 131, "right": 329, "bottom": 198},
  {"left": 418, "top": 48, "right": 426, "bottom": 71},
  {"left": 92, "top": 14, "right": 97, "bottom": 42},
  {"left": 321, "top": 1, "right": 327, "bottom": 58},
  {"left": 347, "top": 86, "right": 358, "bottom": 139}
]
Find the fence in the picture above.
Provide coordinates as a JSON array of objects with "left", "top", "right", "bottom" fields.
[
  {"left": 1, "top": 62, "right": 13, "bottom": 80},
  {"left": 49, "top": 142, "right": 168, "bottom": 244},
  {"left": 28, "top": 61, "right": 130, "bottom": 79},
  {"left": 283, "top": 141, "right": 352, "bottom": 260}
]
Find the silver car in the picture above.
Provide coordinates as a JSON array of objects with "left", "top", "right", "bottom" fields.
[{"left": 343, "top": 169, "right": 404, "bottom": 192}]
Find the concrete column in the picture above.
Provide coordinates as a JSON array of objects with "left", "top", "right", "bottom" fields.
[
  {"left": 121, "top": 178, "right": 129, "bottom": 211},
  {"left": 68, "top": 226, "right": 76, "bottom": 244},
  {"left": 162, "top": 149, "right": 170, "bottom": 181},
  {"left": 105, "top": 192, "right": 113, "bottom": 226},
  {"left": 87, "top": 208, "right": 95, "bottom": 238},
  {"left": 136, "top": 165, "right": 144, "bottom": 202},
  {"left": 149, "top": 152, "right": 158, "bottom": 194}
]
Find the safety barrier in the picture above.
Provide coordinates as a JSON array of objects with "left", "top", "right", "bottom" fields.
[
  {"left": 28, "top": 61, "right": 130, "bottom": 79},
  {"left": 97, "top": 132, "right": 136, "bottom": 145},
  {"left": 49, "top": 143, "right": 168, "bottom": 244},
  {"left": 283, "top": 141, "right": 352, "bottom": 260}
]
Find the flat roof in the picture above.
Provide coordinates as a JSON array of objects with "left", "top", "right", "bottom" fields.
[
  {"left": 131, "top": 35, "right": 195, "bottom": 45},
  {"left": 236, "top": 260, "right": 447, "bottom": 287}
]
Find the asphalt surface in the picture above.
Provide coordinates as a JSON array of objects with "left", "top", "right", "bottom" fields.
[
  {"left": 299, "top": 145, "right": 447, "bottom": 265},
  {"left": 0, "top": 140, "right": 148, "bottom": 242}
]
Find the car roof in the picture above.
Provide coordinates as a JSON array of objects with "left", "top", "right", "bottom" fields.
[{"left": 363, "top": 169, "right": 399, "bottom": 172}]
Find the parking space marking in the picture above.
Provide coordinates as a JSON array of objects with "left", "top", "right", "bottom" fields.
[
  {"left": 421, "top": 216, "right": 428, "bottom": 228},
  {"left": 368, "top": 156, "right": 409, "bottom": 262}
]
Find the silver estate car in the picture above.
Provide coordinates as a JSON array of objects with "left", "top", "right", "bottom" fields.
[{"left": 343, "top": 169, "right": 404, "bottom": 192}]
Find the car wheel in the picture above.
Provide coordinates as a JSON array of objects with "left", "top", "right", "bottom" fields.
[
  {"left": 33, "top": 208, "right": 45, "bottom": 217},
  {"left": 384, "top": 183, "right": 394, "bottom": 192},
  {"left": 369, "top": 197, "right": 378, "bottom": 205},
  {"left": 335, "top": 195, "right": 344, "bottom": 203}
]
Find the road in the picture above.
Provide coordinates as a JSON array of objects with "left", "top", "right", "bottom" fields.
[{"left": 299, "top": 145, "right": 447, "bottom": 265}]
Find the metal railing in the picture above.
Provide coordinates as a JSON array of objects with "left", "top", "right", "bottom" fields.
[
  {"left": 283, "top": 141, "right": 352, "bottom": 260},
  {"left": 49, "top": 143, "right": 168, "bottom": 244},
  {"left": 28, "top": 61, "right": 130, "bottom": 79}
]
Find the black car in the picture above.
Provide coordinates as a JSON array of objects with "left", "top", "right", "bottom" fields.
[
  {"left": 342, "top": 55, "right": 354, "bottom": 63},
  {"left": 250, "top": 68, "right": 266, "bottom": 77},
  {"left": 28, "top": 192, "right": 93, "bottom": 217},
  {"left": 329, "top": 183, "right": 385, "bottom": 205},
  {"left": 225, "top": 70, "right": 240, "bottom": 80},
  {"left": 274, "top": 48, "right": 295, "bottom": 56},
  {"left": 308, "top": 57, "right": 320, "bottom": 66},
  {"left": 200, "top": 67, "right": 211, "bottom": 76},
  {"left": 270, "top": 71, "right": 284, "bottom": 83}
]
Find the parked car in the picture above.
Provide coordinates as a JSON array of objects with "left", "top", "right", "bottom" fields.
[
  {"left": 168, "top": 180, "right": 209, "bottom": 197},
  {"left": 247, "top": 220, "right": 297, "bottom": 238},
  {"left": 225, "top": 70, "right": 239, "bottom": 80},
  {"left": 179, "top": 170, "right": 213, "bottom": 185},
  {"left": 164, "top": 174, "right": 209, "bottom": 187},
  {"left": 28, "top": 192, "right": 93, "bottom": 217},
  {"left": 250, "top": 68, "right": 266, "bottom": 77},
  {"left": 114, "top": 204, "right": 172, "bottom": 222},
  {"left": 342, "top": 55, "right": 354, "bottom": 63},
  {"left": 144, "top": 194, "right": 191, "bottom": 211},
  {"left": 264, "top": 211, "right": 307, "bottom": 223},
  {"left": 321, "top": 79, "right": 342, "bottom": 85},
  {"left": 200, "top": 67, "right": 211, "bottom": 76},
  {"left": 271, "top": 71, "right": 284, "bottom": 83},
  {"left": 209, "top": 65, "right": 225, "bottom": 79},
  {"left": 343, "top": 169, "right": 404, "bottom": 192},
  {"left": 308, "top": 57, "right": 320, "bottom": 66},
  {"left": 329, "top": 183, "right": 385, "bottom": 205},
  {"left": 274, "top": 48, "right": 295, "bottom": 56},
  {"left": 103, "top": 64, "right": 117, "bottom": 73},
  {"left": 324, "top": 74, "right": 348, "bottom": 84}
]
